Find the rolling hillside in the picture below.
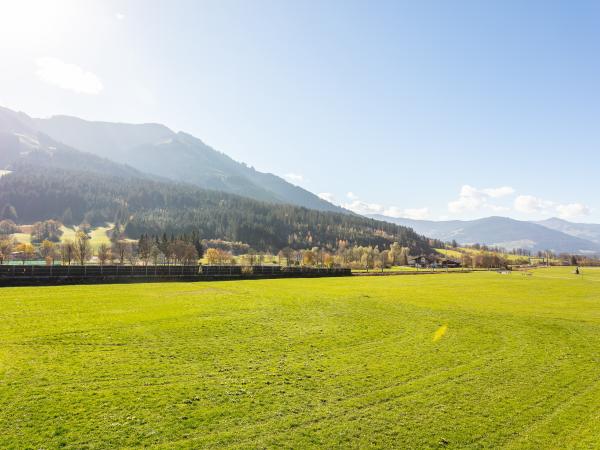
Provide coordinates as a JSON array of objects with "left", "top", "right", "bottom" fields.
[{"left": 369, "top": 214, "right": 600, "bottom": 254}]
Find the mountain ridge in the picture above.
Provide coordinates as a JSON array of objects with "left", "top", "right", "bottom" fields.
[
  {"left": 368, "top": 214, "right": 600, "bottom": 254},
  {"left": 31, "top": 112, "right": 347, "bottom": 213}
]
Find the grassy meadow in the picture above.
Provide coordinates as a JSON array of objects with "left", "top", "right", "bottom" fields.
[
  {"left": 1, "top": 267, "right": 599, "bottom": 448},
  {"left": 9, "top": 224, "right": 114, "bottom": 250}
]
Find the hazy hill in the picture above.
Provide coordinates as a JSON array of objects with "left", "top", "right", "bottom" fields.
[
  {"left": 0, "top": 107, "right": 144, "bottom": 178},
  {"left": 32, "top": 113, "right": 346, "bottom": 212},
  {"left": 368, "top": 214, "right": 600, "bottom": 254},
  {"left": 537, "top": 217, "right": 600, "bottom": 244}
]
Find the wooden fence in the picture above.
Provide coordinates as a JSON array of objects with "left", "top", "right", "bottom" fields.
[{"left": 0, "top": 264, "right": 352, "bottom": 287}]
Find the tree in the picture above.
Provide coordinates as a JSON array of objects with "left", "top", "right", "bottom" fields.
[
  {"left": 31, "top": 220, "right": 63, "bottom": 243},
  {"left": 113, "top": 240, "right": 128, "bottom": 265},
  {"left": 0, "top": 204, "right": 18, "bottom": 221},
  {"left": 40, "top": 240, "right": 57, "bottom": 265},
  {"left": 74, "top": 231, "right": 92, "bottom": 265},
  {"left": 15, "top": 242, "right": 35, "bottom": 264},
  {"left": 377, "top": 250, "right": 389, "bottom": 272},
  {"left": 0, "top": 220, "right": 18, "bottom": 235},
  {"left": 399, "top": 247, "right": 410, "bottom": 266},
  {"left": 60, "top": 240, "right": 75, "bottom": 265},
  {"left": 97, "top": 243, "right": 111, "bottom": 266},
  {"left": 138, "top": 234, "right": 152, "bottom": 265},
  {"left": 150, "top": 245, "right": 162, "bottom": 265},
  {"left": 323, "top": 252, "right": 334, "bottom": 268},
  {"left": 0, "top": 238, "right": 14, "bottom": 264},
  {"left": 126, "top": 242, "right": 139, "bottom": 266},
  {"left": 302, "top": 250, "right": 316, "bottom": 266},
  {"left": 205, "top": 247, "right": 229, "bottom": 265},
  {"left": 390, "top": 242, "right": 402, "bottom": 265}
]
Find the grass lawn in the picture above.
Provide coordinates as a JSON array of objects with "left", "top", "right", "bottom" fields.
[{"left": 1, "top": 267, "right": 599, "bottom": 448}]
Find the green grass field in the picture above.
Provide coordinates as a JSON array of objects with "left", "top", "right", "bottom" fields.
[{"left": 1, "top": 267, "right": 599, "bottom": 448}]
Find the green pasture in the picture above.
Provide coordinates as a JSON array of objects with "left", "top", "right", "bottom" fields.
[
  {"left": 9, "top": 224, "right": 113, "bottom": 249},
  {"left": 1, "top": 267, "right": 599, "bottom": 448}
]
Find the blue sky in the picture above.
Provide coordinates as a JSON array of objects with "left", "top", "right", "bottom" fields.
[{"left": 1, "top": 0, "right": 599, "bottom": 222}]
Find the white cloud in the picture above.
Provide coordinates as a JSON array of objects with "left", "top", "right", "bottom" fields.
[
  {"left": 318, "top": 192, "right": 336, "bottom": 203},
  {"left": 36, "top": 57, "right": 103, "bottom": 95},
  {"left": 514, "top": 195, "right": 590, "bottom": 219},
  {"left": 483, "top": 186, "right": 515, "bottom": 198},
  {"left": 343, "top": 199, "right": 385, "bottom": 215},
  {"left": 514, "top": 195, "right": 553, "bottom": 214},
  {"left": 448, "top": 185, "right": 515, "bottom": 214},
  {"left": 284, "top": 173, "right": 304, "bottom": 183},
  {"left": 116, "top": 12, "right": 125, "bottom": 20},
  {"left": 555, "top": 203, "right": 590, "bottom": 219},
  {"left": 339, "top": 193, "right": 429, "bottom": 219}
]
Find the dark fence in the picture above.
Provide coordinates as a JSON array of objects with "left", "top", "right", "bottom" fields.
[{"left": 0, "top": 264, "right": 351, "bottom": 286}]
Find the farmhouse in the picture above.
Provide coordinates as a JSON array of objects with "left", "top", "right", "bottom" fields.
[{"left": 408, "top": 255, "right": 461, "bottom": 268}]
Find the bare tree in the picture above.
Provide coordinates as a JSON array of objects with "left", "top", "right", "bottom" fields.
[
  {"left": 113, "top": 240, "right": 128, "bottom": 265},
  {"left": 60, "top": 240, "right": 75, "bottom": 266},
  {"left": 126, "top": 242, "right": 139, "bottom": 266},
  {"left": 97, "top": 243, "right": 111, "bottom": 266},
  {"left": 138, "top": 235, "right": 152, "bottom": 266},
  {"left": 74, "top": 231, "right": 92, "bottom": 265}
]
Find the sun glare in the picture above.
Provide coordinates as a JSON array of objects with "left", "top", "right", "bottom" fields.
[{"left": 0, "top": 0, "right": 88, "bottom": 52}]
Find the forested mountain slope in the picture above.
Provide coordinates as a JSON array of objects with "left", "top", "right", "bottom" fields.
[{"left": 0, "top": 167, "right": 430, "bottom": 253}]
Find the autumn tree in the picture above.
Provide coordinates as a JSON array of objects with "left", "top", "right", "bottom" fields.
[
  {"left": 302, "top": 250, "right": 316, "bottom": 266},
  {"left": 15, "top": 242, "right": 35, "bottom": 264},
  {"left": 0, "top": 238, "right": 14, "bottom": 264},
  {"left": 40, "top": 240, "right": 57, "bottom": 265}
]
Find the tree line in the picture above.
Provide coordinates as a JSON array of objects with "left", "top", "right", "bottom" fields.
[{"left": 0, "top": 166, "right": 432, "bottom": 253}]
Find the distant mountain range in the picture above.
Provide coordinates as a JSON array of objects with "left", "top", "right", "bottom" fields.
[
  {"left": 2, "top": 104, "right": 599, "bottom": 255},
  {"left": 368, "top": 215, "right": 600, "bottom": 255}
]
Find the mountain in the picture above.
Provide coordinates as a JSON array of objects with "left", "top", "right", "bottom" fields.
[
  {"left": 0, "top": 167, "right": 431, "bottom": 253},
  {"left": 537, "top": 218, "right": 600, "bottom": 244},
  {"left": 32, "top": 114, "right": 346, "bottom": 213},
  {"left": 0, "top": 107, "right": 144, "bottom": 178},
  {"left": 368, "top": 214, "right": 600, "bottom": 255}
]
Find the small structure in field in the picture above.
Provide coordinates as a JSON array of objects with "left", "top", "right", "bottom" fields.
[{"left": 408, "top": 255, "right": 461, "bottom": 269}]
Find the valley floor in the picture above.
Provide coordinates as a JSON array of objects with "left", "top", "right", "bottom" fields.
[{"left": 1, "top": 268, "right": 599, "bottom": 448}]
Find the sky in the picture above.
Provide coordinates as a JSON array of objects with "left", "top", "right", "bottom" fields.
[{"left": 1, "top": 0, "right": 599, "bottom": 222}]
